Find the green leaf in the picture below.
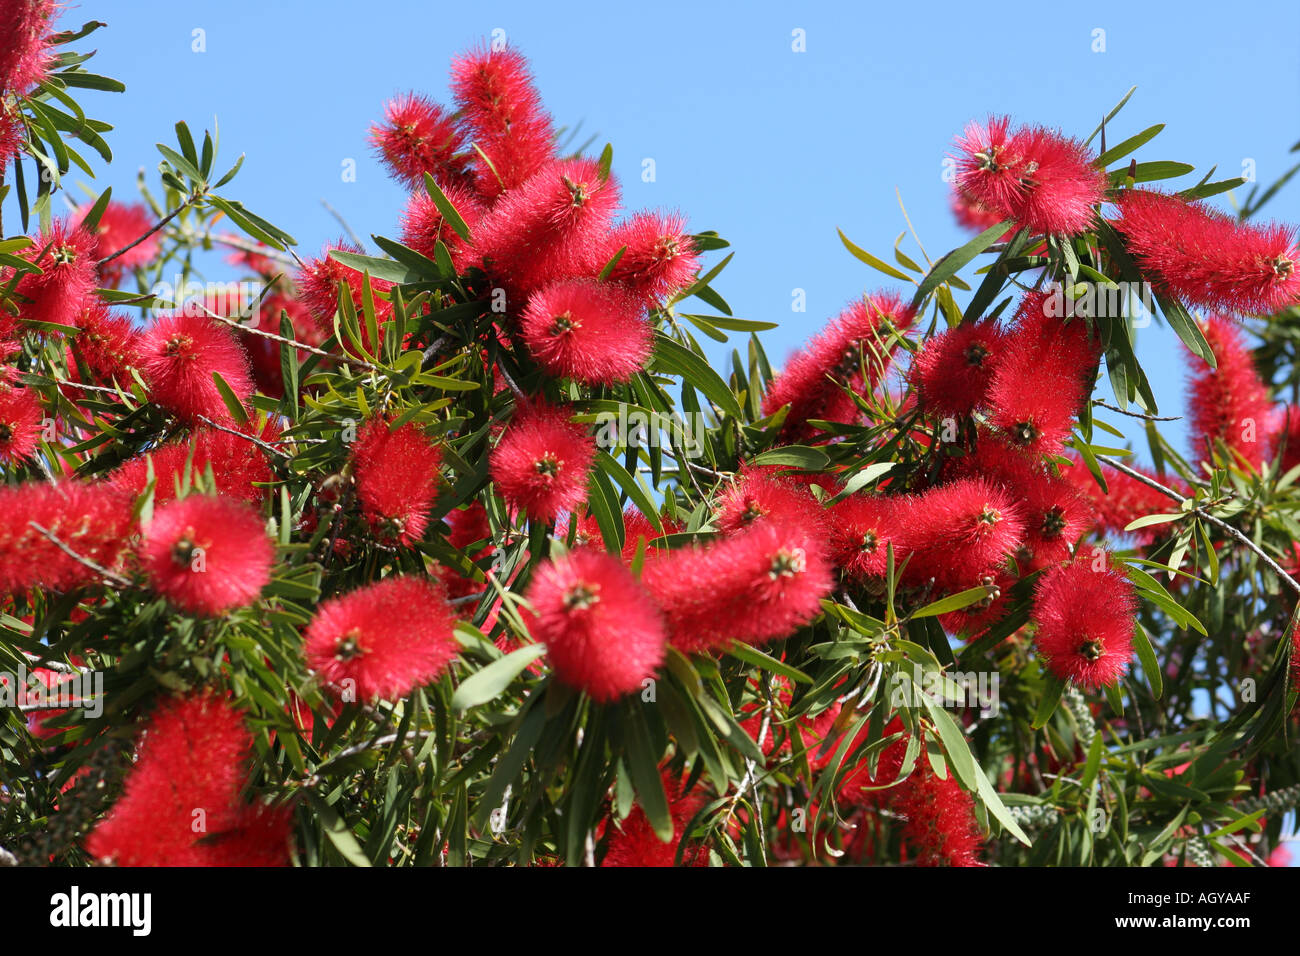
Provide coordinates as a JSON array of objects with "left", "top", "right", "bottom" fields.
[
  {"left": 748, "top": 445, "right": 831, "bottom": 471},
  {"left": 623, "top": 705, "right": 673, "bottom": 841},
  {"left": 1107, "top": 161, "right": 1195, "bottom": 185},
  {"left": 838, "top": 228, "right": 914, "bottom": 282},
  {"left": 595, "top": 142, "right": 613, "bottom": 183},
  {"left": 1133, "top": 621, "right": 1163, "bottom": 699},
  {"left": 422, "top": 171, "right": 470, "bottom": 241},
  {"left": 156, "top": 142, "right": 205, "bottom": 185},
  {"left": 1124, "top": 512, "right": 1184, "bottom": 532},
  {"left": 1033, "top": 673, "right": 1067, "bottom": 729},
  {"left": 651, "top": 334, "right": 742, "bottom": 420},
  {"left": 910, "top": 220, "right": 1011, "bottom": 310},
  {"left": 327, "top": 249, "right": 418, "bottom": 285},
  {"left": 1086, "top": 86, "right": 1138, "bottom": 145},
  {"left": 1094, "top": 124, "right": 1164, "bottom": 167},
  {"left": 78, "top": 185, "right": 112, "bottom": 232},
  {"left": 211, "top": 371, "right": 249, "bottom": 425},
  {"left": 306, "top": 793, "right": 371, "bottom": 867},
  {"left": 725, "top": 641, "right": 812, "bottom": 684},
  {"left": 909, "top": 585, "right": 994, "bottom": 619},
  {"left": 451, "top": 644, "right": 546, "bottom": 713}
]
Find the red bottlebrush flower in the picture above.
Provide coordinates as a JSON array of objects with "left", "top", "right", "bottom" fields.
[
  {"left": 108, "top": 425, "right": 277, "bottom": 506},
  {"left": 303, "top": 575, "right": 460, "bottom": 702},
  {"left": 714, "top": 464, "right": 827, "bottom": 537},
  {"left": 1187, "top": 315, "right": 1273, "bottom": 468},
  {"left": 79, "top": 201, "right": 160, "bottom": 285},
  {"left": 399, "top": 184, "right": 484, "bottom": 273},
  {"left": 0, "top": 386, "right": 42, "bottom": 463},
  {"left": 525, "top": 548, "right": 665, "bottom": 702},
  {"left": 140, "top": 495, "right": 273, "bottom": 616},
  {"left": 762, "top": 293, "right": 917, "bottom": 442},
  {"left": 1114, "top": 189, "right": 1300, "bottom": 316},
  {"left": 896, "top": 476, "right": 1025, "bottom": 594},
  {"left": 0, "top": 480, "right": 132, "bottom": 594},
  {"left": 954, "top": 117, "right": 1103, "bottom": 236},
  {"left": 241, "top": 293, "right": 319, "bottom": 397},
  {"left": 643, "top": 519, "right": 833, "bottom": 653},
  {"left": 67, "top": 300, "right": 139, "bottom": 384},
  {"left": 441, "top": 501, "right": 494, "bottom": 599},
  {"left": 519, "top": 278, "right": 651, "bottom": 385},
  {"left": 369, "top": 92, "right": 470, "bottom": 189},
  {"left": 601, "top": 770, "right": 705, "bottom": 867},
  {"left": 954, "top": 437, "right": 1092, "bottom": 571},
  {"left": 0, "top": 0, "right": 59, "bottom": 96},
  {"left": 489, "top": 400, "right": 594, "bottom": 522},
  {"left": 86, "top": 690, "right": 290, "bottom": 867},
  {"left": 473, "top": 157, "right": 621, "bottom": 303},
  {"left": 294, "top": 241, "right": 395, "bottom": 335},
  {"left": 1032, "top": 555, "right": 1138, "bottom": 687},
  {"left": 827, "top": 492, "right": 897, "bottom": 581},
  {"left": 0, "top": 102, "right": 22, "bottom": 166},
  {"left": 136, "top": 312, "right": 253, "bottom": 424},
  {"left": 599, "top": 211, "right": 701, "bottom": 301},
  {"left": 449, "top": 45, "right": 555, "bottom": 198},
  {"left": 15, "top": 221, "right": 98, "bottom": 329},
  {"left": 1062, "top": 454, "right": 1184, "bottom": 547},
  {"left": 1270, "top": 405, "right": 1300, "bottom": 475},
  {"left": 986, "top": 290, "right": 1099, "bottom": 454},
  {"left": 910, "top": 321, "right": 1008, "bottom": 418},
  {"left": 351, "top": 416, "right": 442, "bottom": 547},
  {"left": 225, "top": 243, "right": 281, "bottom": 277}
]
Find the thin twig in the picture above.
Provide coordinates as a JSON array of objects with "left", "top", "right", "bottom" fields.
[
  {"left": 195, "top": 414, "right": 290, "bottom": 459},
  {"left": 1095, "top": 453, "right": 1300, "bottom": 596},
  {"left": 28, "top": 522, "right": 131, "bottom": 588},
  {"left": 171, "top": 226, "right": 299, "bottom": 268},
  {"left": 98, "top": 193, "right": 201, "bottom": 267},
  {"left": 198, "top": 302, "right": 377, "bottom": 371},
  {"left": 1091, "top": 399, "right": 1180, "bottom": 422}
]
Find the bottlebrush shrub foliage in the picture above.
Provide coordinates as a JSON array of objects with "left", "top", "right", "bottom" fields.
[{"left": 4, "top": 10, "right": 1300, "bottom": 869}]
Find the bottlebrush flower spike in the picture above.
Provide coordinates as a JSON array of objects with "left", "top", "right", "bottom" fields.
[
  {"left": 449, "top": 44, "right": 555, "bottom": 198},
  {"left": 987, "top": 290, "right": 1099, "bottom": 454},
  {"left": 108, "top": 425, "right": 277, "bottom": 506},
  {"left": 351, "top": 416, "right": 442, "bottom": 547},
  {"left": 0, "top": 386, "right": 42, "bottom": 463},
  {"left": 713, "top": 464, "right": 827, "bottom": 537},
  {"left": 601, "top": 770, "right": 705, "bottom": 867},
  {"left": 954, "top": 116, "right": 1103, "bottom": 236},
  {"left": 519, "top": 278, "right": 651, "bottom": 385},
  {"left": 399, "top": 184, "right": 484, "bottom": 273},
  {"left": 910, "top": 321, "right": 1008, "bottom": 418},
  {"left": 599, "top": 211, "right": 701, "bottom": 301},
  {"left": 473, "top": 157, "right": 621, "bottom": 302},
  {"left": 643, "top": 519, "right": 833, "bottom": 653},
  {"left": 67, "top": 300, "right": 139, "bottom": 384},
  {"left": 489, "top": 400, "right": 594, "bottom": 522},
  {"left": 763, "top": 293, "right": 916, "bottom": 441},
  {"left": 79, "top": 201, "right": 160, "bottom": 285},
  {"left": 1187, "top": 315, "right": 1273, "bottom": 468},
  {"left": 896, "top": 476, "right": 1025, "bottom": 593},
  {"left": 15, "top": 221, "right": 98, "bottom": 329},
  {"left": 0, "top": 0, "right": 59, "bottom": 96},
  {"left": 136, "top": 312, "right": 254, "bottom": 424},
  {"left": 304, "top": 575, "right": 460, "bottom": 702},
  {"left": 86, "top": 690, "right": 290, "bottom": 867},
  {"left": 827, "top": 492, "right": 897, "bottom": 581},
  {"left": 141, "top": 495, "right": 273, "bottom": 616},
  {"left": 369, "top": 92, "right": 470, "bottom": 189},
  {"left": 0, "top": 104, "right": 22, "bottom": 167},
  {"left": 0, "top": 480, "right": 132, "bottom": 594},
  {"left": 525, "top": 548, "right": 666, "bottom": 702},
  {"left": 1114, "top": 189, "right": 1300, "bottom": 316},
  {"left": 1032, "top": 554, "right": 1138, "bottom": 687}
]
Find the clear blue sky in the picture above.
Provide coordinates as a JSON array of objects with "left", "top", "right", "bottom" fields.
[{"left": 24, "top": 0, "right": 1300, "bottom": 459}]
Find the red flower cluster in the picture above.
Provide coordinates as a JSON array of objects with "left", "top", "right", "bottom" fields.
[
  {"left": 489, "top": 400, "right": 594, "bottom": 522},
  {"left": 1032, "top": 554, "right": 1138, "bottom": 687},
  {"left": 0, "top": 480, "right": 132, "bottom": 593},
  {"left": 86, "top": 691, "right": 291, "bottom": 866},
  {"left": 351, "top": 416, "right": 442, "bottom": 547},
  {"left": 1186, "top": 316, "right": 1273, "bottom": 468}
]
